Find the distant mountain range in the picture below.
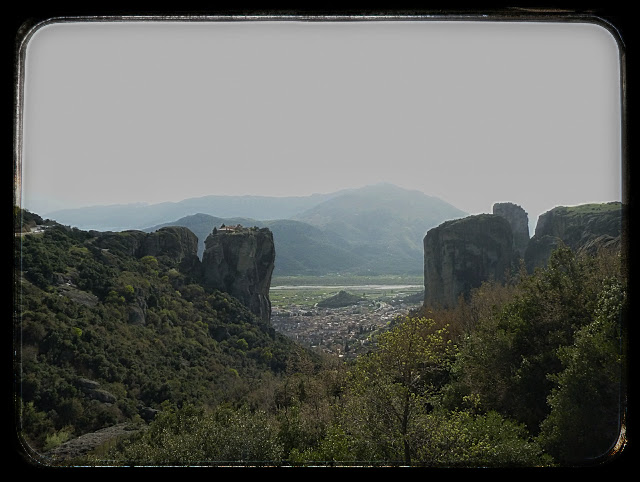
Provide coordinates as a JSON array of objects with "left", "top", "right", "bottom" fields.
[
  {"left": 44, "top": 183, "right": 468, "bottom": 276},
  {"left": 43, "top": 191, "right": 344, "bottom": 232}
]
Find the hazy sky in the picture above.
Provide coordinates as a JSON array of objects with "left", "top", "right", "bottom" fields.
[{"left": 18, "top": 18, "right": 623, "bottom": 229}]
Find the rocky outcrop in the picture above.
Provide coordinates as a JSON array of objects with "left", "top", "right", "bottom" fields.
[
  {"left": 94, "top": 225, "right": 276, "bottom": 322},
  {"left": 93, "top": 226, "right": 200, "bottom": 269},
  {"left": 202, "top": 226, "right": 275, "bottom": 322},
  {"left": 46, "top": 423, "right": 142, "bottom": 461},
  {"left": 423, "top": 214, "right": 514, "bottom": 309},
  {"left": 422, "top": 201, "right": 624, "bottom": 309},
  {"left": 524, "top": 202, "right": 623, "bottom": 272},
  {"left": 492, "top": 202, "right": 530, "bottom": 258},
  {"left": 76, "top": 378, "right": 117, "bottom": 404},
  {"left": 137, "top": 226, "right": 200, "bottom": 268}
]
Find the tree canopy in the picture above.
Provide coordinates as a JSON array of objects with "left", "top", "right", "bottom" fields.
[{"left": 14, "top": 209, "right": 627, "bottom": 467}]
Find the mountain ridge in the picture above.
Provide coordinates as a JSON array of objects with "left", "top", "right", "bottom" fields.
[
  {"left": 40, "top": 189, "right": 352, "bottom": 232},
  {"left": 41, "top": 184, "right": 464, "bottom": 231},
  {"left": 141, "top": 184, "right": 468, "bottom": 276}
]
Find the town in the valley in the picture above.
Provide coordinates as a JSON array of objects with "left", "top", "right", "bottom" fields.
[{"left": 270, "top": 286, "right": 424, "bottom": 359}]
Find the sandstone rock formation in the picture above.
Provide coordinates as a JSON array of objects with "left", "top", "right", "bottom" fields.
[
  {"left": 524, "top": 202, "right": 623, "bottom": 272},
  {"left": 423, "top": 214, "right": 514, "bottom": 309},
  {"left": 202, "top": 226, "right": 275, "bottom": 322},
  {"left": 492, "top": 202, "right": 530, "bottom": 258}
]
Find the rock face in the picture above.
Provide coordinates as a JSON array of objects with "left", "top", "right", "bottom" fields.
[
  {"left": 423, "top": 214, "right": 514, "bottom": 309},
  {"left": 492, "top": 202, "right": 530, "bottom": 258},
  {"left": 94, "top": 226, "right": 200, "bottom": 269},
  {"left": 524, "top": 202, "right": 623, "bottom": 272},
  {"left": 422, "top": 201, "right": 624, "bottom": 310},
  {"left": 202, "top": 226, "right": 275, "bottom": 322},
  {"left": 137, "top": 226, "right": 200, "bottom": 267},
  {"left": 47, "top": 423, "right": 141, "bottom": 460},
  {"left": 94, "top": 225, "right": 276, "bottom": 322}
]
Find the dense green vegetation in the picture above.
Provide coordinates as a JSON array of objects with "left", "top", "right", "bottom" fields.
[
  {"left": 14, "top": 215, "right": 305, "bottom": 460},
  {"left": 14, "top": 209, "right": 627, "bottom": 467},
  {"left": 419, "top": 246, "right": 627, "bottom": 464}
]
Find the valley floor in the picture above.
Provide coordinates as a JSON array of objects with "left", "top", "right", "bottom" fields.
[{"left": 270, "top": 281, "right": 423, "bottom": 359}]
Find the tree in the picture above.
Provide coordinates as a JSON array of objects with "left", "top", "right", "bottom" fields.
[
  {"left": 339, "top": 316, "right": 455, "bottom": 464},
  {"left": 537, "top": 277, "right": 626, "bottom": 464}
]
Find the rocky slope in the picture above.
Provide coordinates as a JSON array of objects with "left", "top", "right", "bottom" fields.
[
  {"left": 147, "top": 214, "right": 363, "bottom": 276},
  {"left": 45, "top": 423, "right": 143, "bottom": 461}
]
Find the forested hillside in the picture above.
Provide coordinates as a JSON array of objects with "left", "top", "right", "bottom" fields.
[
  {"left": 14, "top": 209, "right": 627, "bottom": 467},
  {"left": 104, "top": 245, "right": 627, "bottom": 467},
  {"left": 14, "top": 213, "right": 307, "bottom": 460}
]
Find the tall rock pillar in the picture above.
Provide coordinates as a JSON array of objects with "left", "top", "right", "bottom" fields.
[
  {"left": 492, "top": 202, "right": 530, "bottom": 259},
  {"left": 202, "top": 226, "right": 275, "bottom": 322},
  {"left": 423, "top": 214, "right": 514, "bottom": 309}
]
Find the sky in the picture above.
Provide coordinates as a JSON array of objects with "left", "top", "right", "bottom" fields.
[{"left": 18, "top": 18, "right": 623, "bottom": 230}]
